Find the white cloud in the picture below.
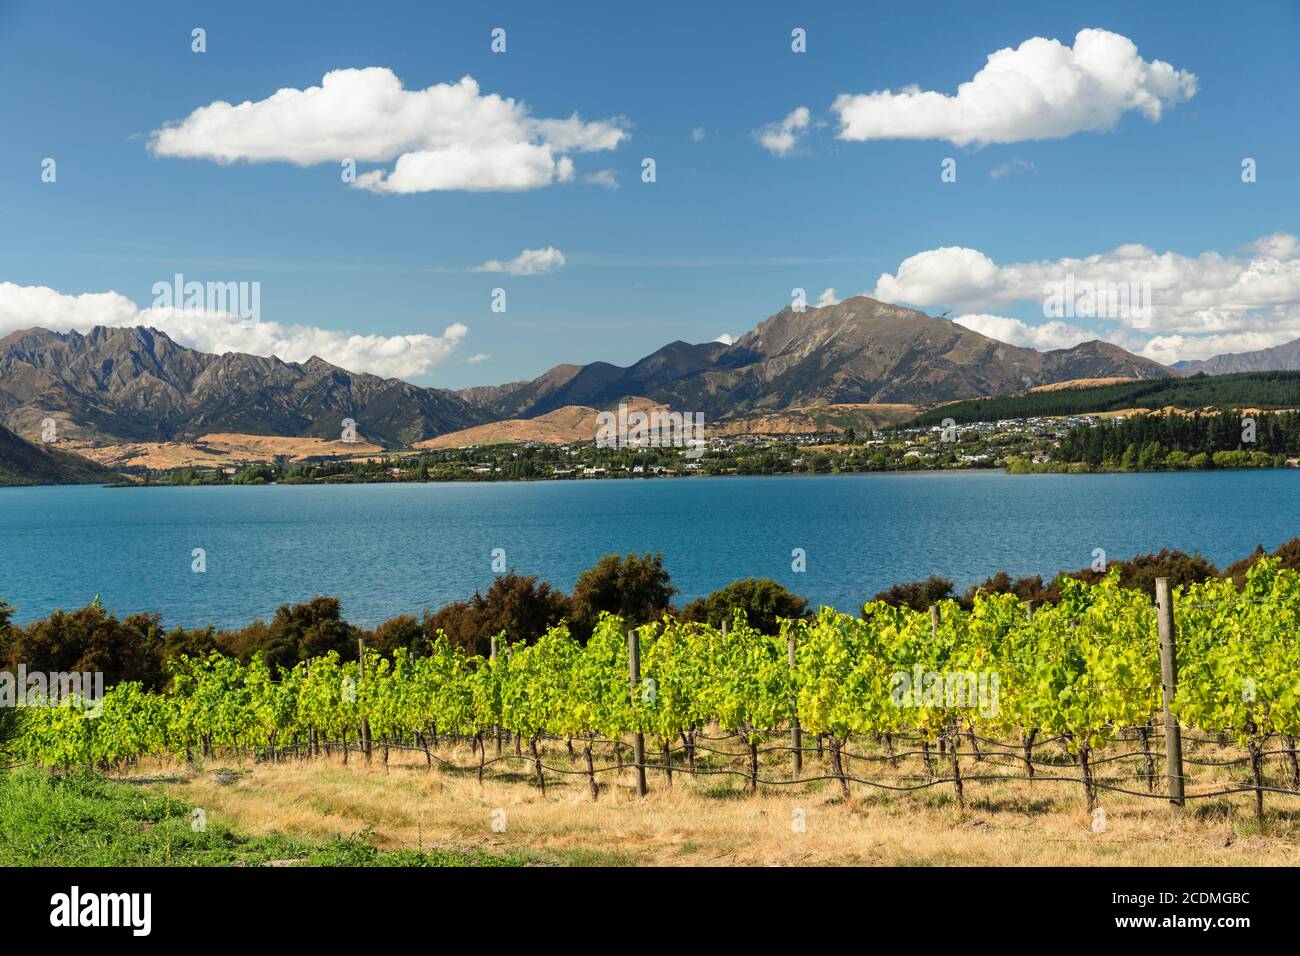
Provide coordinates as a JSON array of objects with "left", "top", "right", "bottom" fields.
[
  {"left": 873, "top": 233, "right": 1300, "bottom": 362},
  {"left": 583, "top": 169, "right": 619, "bottom": 190},
  {"left": 953, "top": 313, "right": 1094, "bottom": 350},
  {"left": 713, "top": 333, "right": 736, "bottom": 346},
  {"left": 815, "top": 288, "right": 841, "bottom": 308},
  {"left": 874, "top": 246, "right": 1004, "bottom": 306},
  {"left": 990, "top": 158, "right": 1035, "bottom": 180},
  {"left": 464, "top": 352, "right": 491, "bottom": 364},
  {"left": 470, "top": 246, "right": 566, "bottom": 276},
  {"left": 756, "top": 106, "right": 811, "bottom": 156},
  {"left": 529, "top": 114, "right": 628, "bottom": 152},
  {"left": 691, "top": 127, "right": 706, "bottom": 142},
  {"left": 0, "top": 281, "right": 465, "bottom": 379},
  {"left": 149, "top": 69, "right": 627, "bottom": 193},
  {"left": 357, "top": 143, "right": 572, "bottom": 194},
  {"left": 0, "top": 282, "right": 140, "bottom": 331},
  {"left": 1246, "top": 232, "right": 1300, "bottom": 260},
  {"left": 146, "top": 310, "right": 467, "bottom": 378},
  {"left": 832, "top": 29, "right": 1196, "bottom": 147}
]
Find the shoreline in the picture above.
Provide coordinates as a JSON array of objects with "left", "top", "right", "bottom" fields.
[{"left": 9, "top": 462, "right": 1300, "bottom": 492}]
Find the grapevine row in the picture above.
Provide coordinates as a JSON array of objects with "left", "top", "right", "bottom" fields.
[{"left": 18, "top": 560, "right": 1300, "bottom": 815}]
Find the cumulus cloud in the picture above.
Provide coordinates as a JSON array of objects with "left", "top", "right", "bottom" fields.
[
  {"left": 529, "top": 114, "right": 628, "bottom": 152},
  {"left": 470, "top": 246, "right": 566, "bottom": 276},
  {"left": 713, "top": 333, "right": 736, "bottom": 346},
  {"left": 464, "top": 352, "right": 491, "bottom": 364},
  {"left": 0, "top": 283, "right": 140, "bottom": 331},
  {"left": 815, "top": 288, "right": 841, "bottom": 308},
  {"left": 873, "top": 233, "right": 1300, "bottom": 362},
  {"left": 583, "top": 169, "right": 619, "bottom": 190},
  {"left": 990, "top": 158, "right": 1035, "bottom": 180},
  {"left": 832, "top": 29, "right": 1196, "bottom": 147},
  {"left": 953, "top": 313, "right": 1094, "bottom": 350},
  {"left": 874, "top": 246, "right": 1004, "bottom": 307},
  {"left": 691, "top": 127, "right": 706, "bottom": 142},
  {"left": 0, "top": 281, "right": 466, "bottom": 379},
  {"left": 148, "top": 69, "right": 627, "bottom": 193},
  {"left": 1246, "top": 232, "right": 1300, "bottom": 260},
  {"left": 755, "top": 106, "right": 810, "bottom": 156}
]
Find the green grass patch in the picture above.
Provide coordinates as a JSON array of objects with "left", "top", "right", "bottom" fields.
[
  {"left": 303, "top": 832, "right": 531, "bottom": 867},
  {"left": 0, "top": 767, "right": 533, "bottom": 867},
  {"left": 541, "top": 845, "right": 639, "bottom": 867}
]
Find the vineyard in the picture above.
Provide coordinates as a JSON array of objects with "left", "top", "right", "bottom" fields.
[{"left": 17, "top": 560, "right": 1300, "bottom": 822}]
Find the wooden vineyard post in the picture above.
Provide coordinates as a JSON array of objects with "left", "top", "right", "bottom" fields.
[
  {"left": 628, "top": 627, "right": 648, "bottom": 796},
  {"left": 305, "top": 660, "right": 317, "bottom": 759},
  {"left": 788, "top": 630, "right": 802, "bottom": 777},
  {"left": 931, "top": 604, "right": 963, "bottom": 808},
  {"left": 490, "top": 635, "right": 502, "bottom": 756},
  {"left": 358, "top": 637, "right": 372, "bottom": 763},
  {"left": 931, "top": 604, "right": 941, "bottom": 771},
  {"left": 506, "top": 644, "right": 521, "bottom": 757},
  {"left": 1156, "top": 578, "right": 1185, "bottom": 808}
]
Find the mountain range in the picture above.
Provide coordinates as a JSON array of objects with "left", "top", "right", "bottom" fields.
[
  {"left": 0, "top": 296, "right": 1188, "bottom": 449},
  {"left": 465, "top": 297, "right": 1173, "bottom": 421},
  {"left": 0, "top": 325, "right": 486, "bottom": 447},
  {"left": 1174, "top": 337, "right": 1300, "bottom": 376}
]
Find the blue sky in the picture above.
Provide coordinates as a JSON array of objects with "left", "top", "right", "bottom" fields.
[{"left": 1, "top": 0, "right": 1298, "bottom": 388}]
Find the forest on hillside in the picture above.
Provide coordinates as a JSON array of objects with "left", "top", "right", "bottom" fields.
[{"left": 912, "top": 372, "right": 1300, "bottom": 425}]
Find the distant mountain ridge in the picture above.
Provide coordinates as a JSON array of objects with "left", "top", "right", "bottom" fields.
[
  {"left": 0, "top": 297, "right": 1172, "bottom": 448},
  {"left": 0, "top": 326, "right": 487, "bottom": 447},
  {"left": 1175, "top": 337, "right": 1300, "bottom": 376},
  {"left": 460, "top": 296, "right": 1172, "bottom": 420}
]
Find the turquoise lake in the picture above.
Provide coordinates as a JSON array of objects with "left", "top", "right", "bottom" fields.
[{"left": 0, "top": 470, "right": 1294, "bottom": 629}]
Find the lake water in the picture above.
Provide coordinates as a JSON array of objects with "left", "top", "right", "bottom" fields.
[{"left": 0, "top": 471, "right": 1295, "bottom": 629}]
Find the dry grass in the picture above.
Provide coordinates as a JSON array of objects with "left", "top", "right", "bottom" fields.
[
  {"left": 411, "top": 401, "right": 923, "bottom": 451},
  {"left": 66, "top": 433, "right": 384, "bottom": 469},
  {"left": 412, "top": 405, "right": 608, "bottom": 449},
  {"left": 115, "top": 733, "right": 1300, "bottom": 867},
  {"left": 1026, "top": 378, "right": 1138, "bottom": 393}
]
